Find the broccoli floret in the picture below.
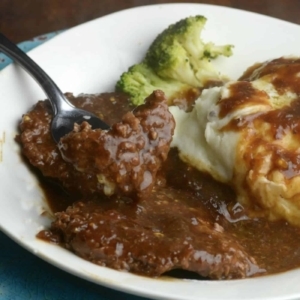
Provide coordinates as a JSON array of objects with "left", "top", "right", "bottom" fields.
[
  {"left": 203, "top": 42, "right": 233, "bottom": 59},
  {"left": 116, "top": 63, "right": 194, "bottom": 106},
  {"left": 116, "top": 15, "right": 233, "bottom": 106},
  {"left": 145, "top": 15, "right": 233, "bottom": 86}
]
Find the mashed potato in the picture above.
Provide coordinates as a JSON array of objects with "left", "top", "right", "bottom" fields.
[{"left": 170, "top": 57, "right": 300, "bottom": 226}]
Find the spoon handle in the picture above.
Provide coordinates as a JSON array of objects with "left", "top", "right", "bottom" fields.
[{"left": 0, "top": 33, "right": 72, "bottom": 114}]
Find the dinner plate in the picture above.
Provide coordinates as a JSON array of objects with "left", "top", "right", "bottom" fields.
[{"left": 1, "top": 3, "right": 300, "bottom": 300}]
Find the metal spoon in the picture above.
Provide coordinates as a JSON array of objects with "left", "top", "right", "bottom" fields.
[{"left": 0, "top": 33, "right": 110, "bottom": 143}]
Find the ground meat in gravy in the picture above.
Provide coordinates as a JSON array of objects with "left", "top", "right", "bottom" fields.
[
  {"left": 18, "top": 91, "right": 300, "bottom": 280},
  {"left": 58, "top": 90, "right": 175, "bottom": 198},
  {"left": 48, "top": 188, "right": 260, "bottom": 279},
  {"left": 18, "top": 92, "right": 133, "bottom": 197}
]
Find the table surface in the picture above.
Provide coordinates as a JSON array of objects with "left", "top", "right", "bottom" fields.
[
  {"left": 1, "top": 0, "right": 300, "bottom": 43},
  {"left": 1, "top": 0, "right": 300, "bottom": 299}
]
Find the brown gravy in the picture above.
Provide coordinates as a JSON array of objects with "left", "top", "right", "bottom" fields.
[{"left": 19, "top": 91, "right": 300, "bottom": 279}]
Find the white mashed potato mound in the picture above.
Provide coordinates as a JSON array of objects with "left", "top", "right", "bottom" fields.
[{"left": 170, "top": 57, "right": 300, "bottom": 226}]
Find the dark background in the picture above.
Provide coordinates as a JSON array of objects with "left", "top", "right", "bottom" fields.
[{"left": 1, "top": 0, "right": 300, "bottom": 43}]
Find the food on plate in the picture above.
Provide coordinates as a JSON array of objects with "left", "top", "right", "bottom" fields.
[
  {"left": 116, "top": 16, "right": 233, "bottom": 107},
  {"left": 19, "top": 88, "right": 300, "bottom": 280},
  {"left": 58, "top": 90, "right": 175, "bottom": 198},
  {"left": 18, "top": 92, "right": 133, "bottom": 197},
  {"left": 19, "top": 90, "right": 175, "bottom": 198},
  {"left": 16, "top": 16, "right": 300, "bottom": 280},
  {"left": 48, "top": 189, "right": 259, "bottom": 279},
  {"left": 171, "top": 56, "right": 300, "bottom": 226},
  {"left": 20, "top": 91, "right": 264, "bottom": 279}
]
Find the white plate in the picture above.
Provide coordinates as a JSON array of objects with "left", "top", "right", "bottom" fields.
[{"left": 1, "top": 3, "right": 300, "bottom": 300}]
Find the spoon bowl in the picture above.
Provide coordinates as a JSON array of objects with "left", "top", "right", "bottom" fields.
[{"left": 0, "top": 33, "right": 110, "bottom": 143}]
